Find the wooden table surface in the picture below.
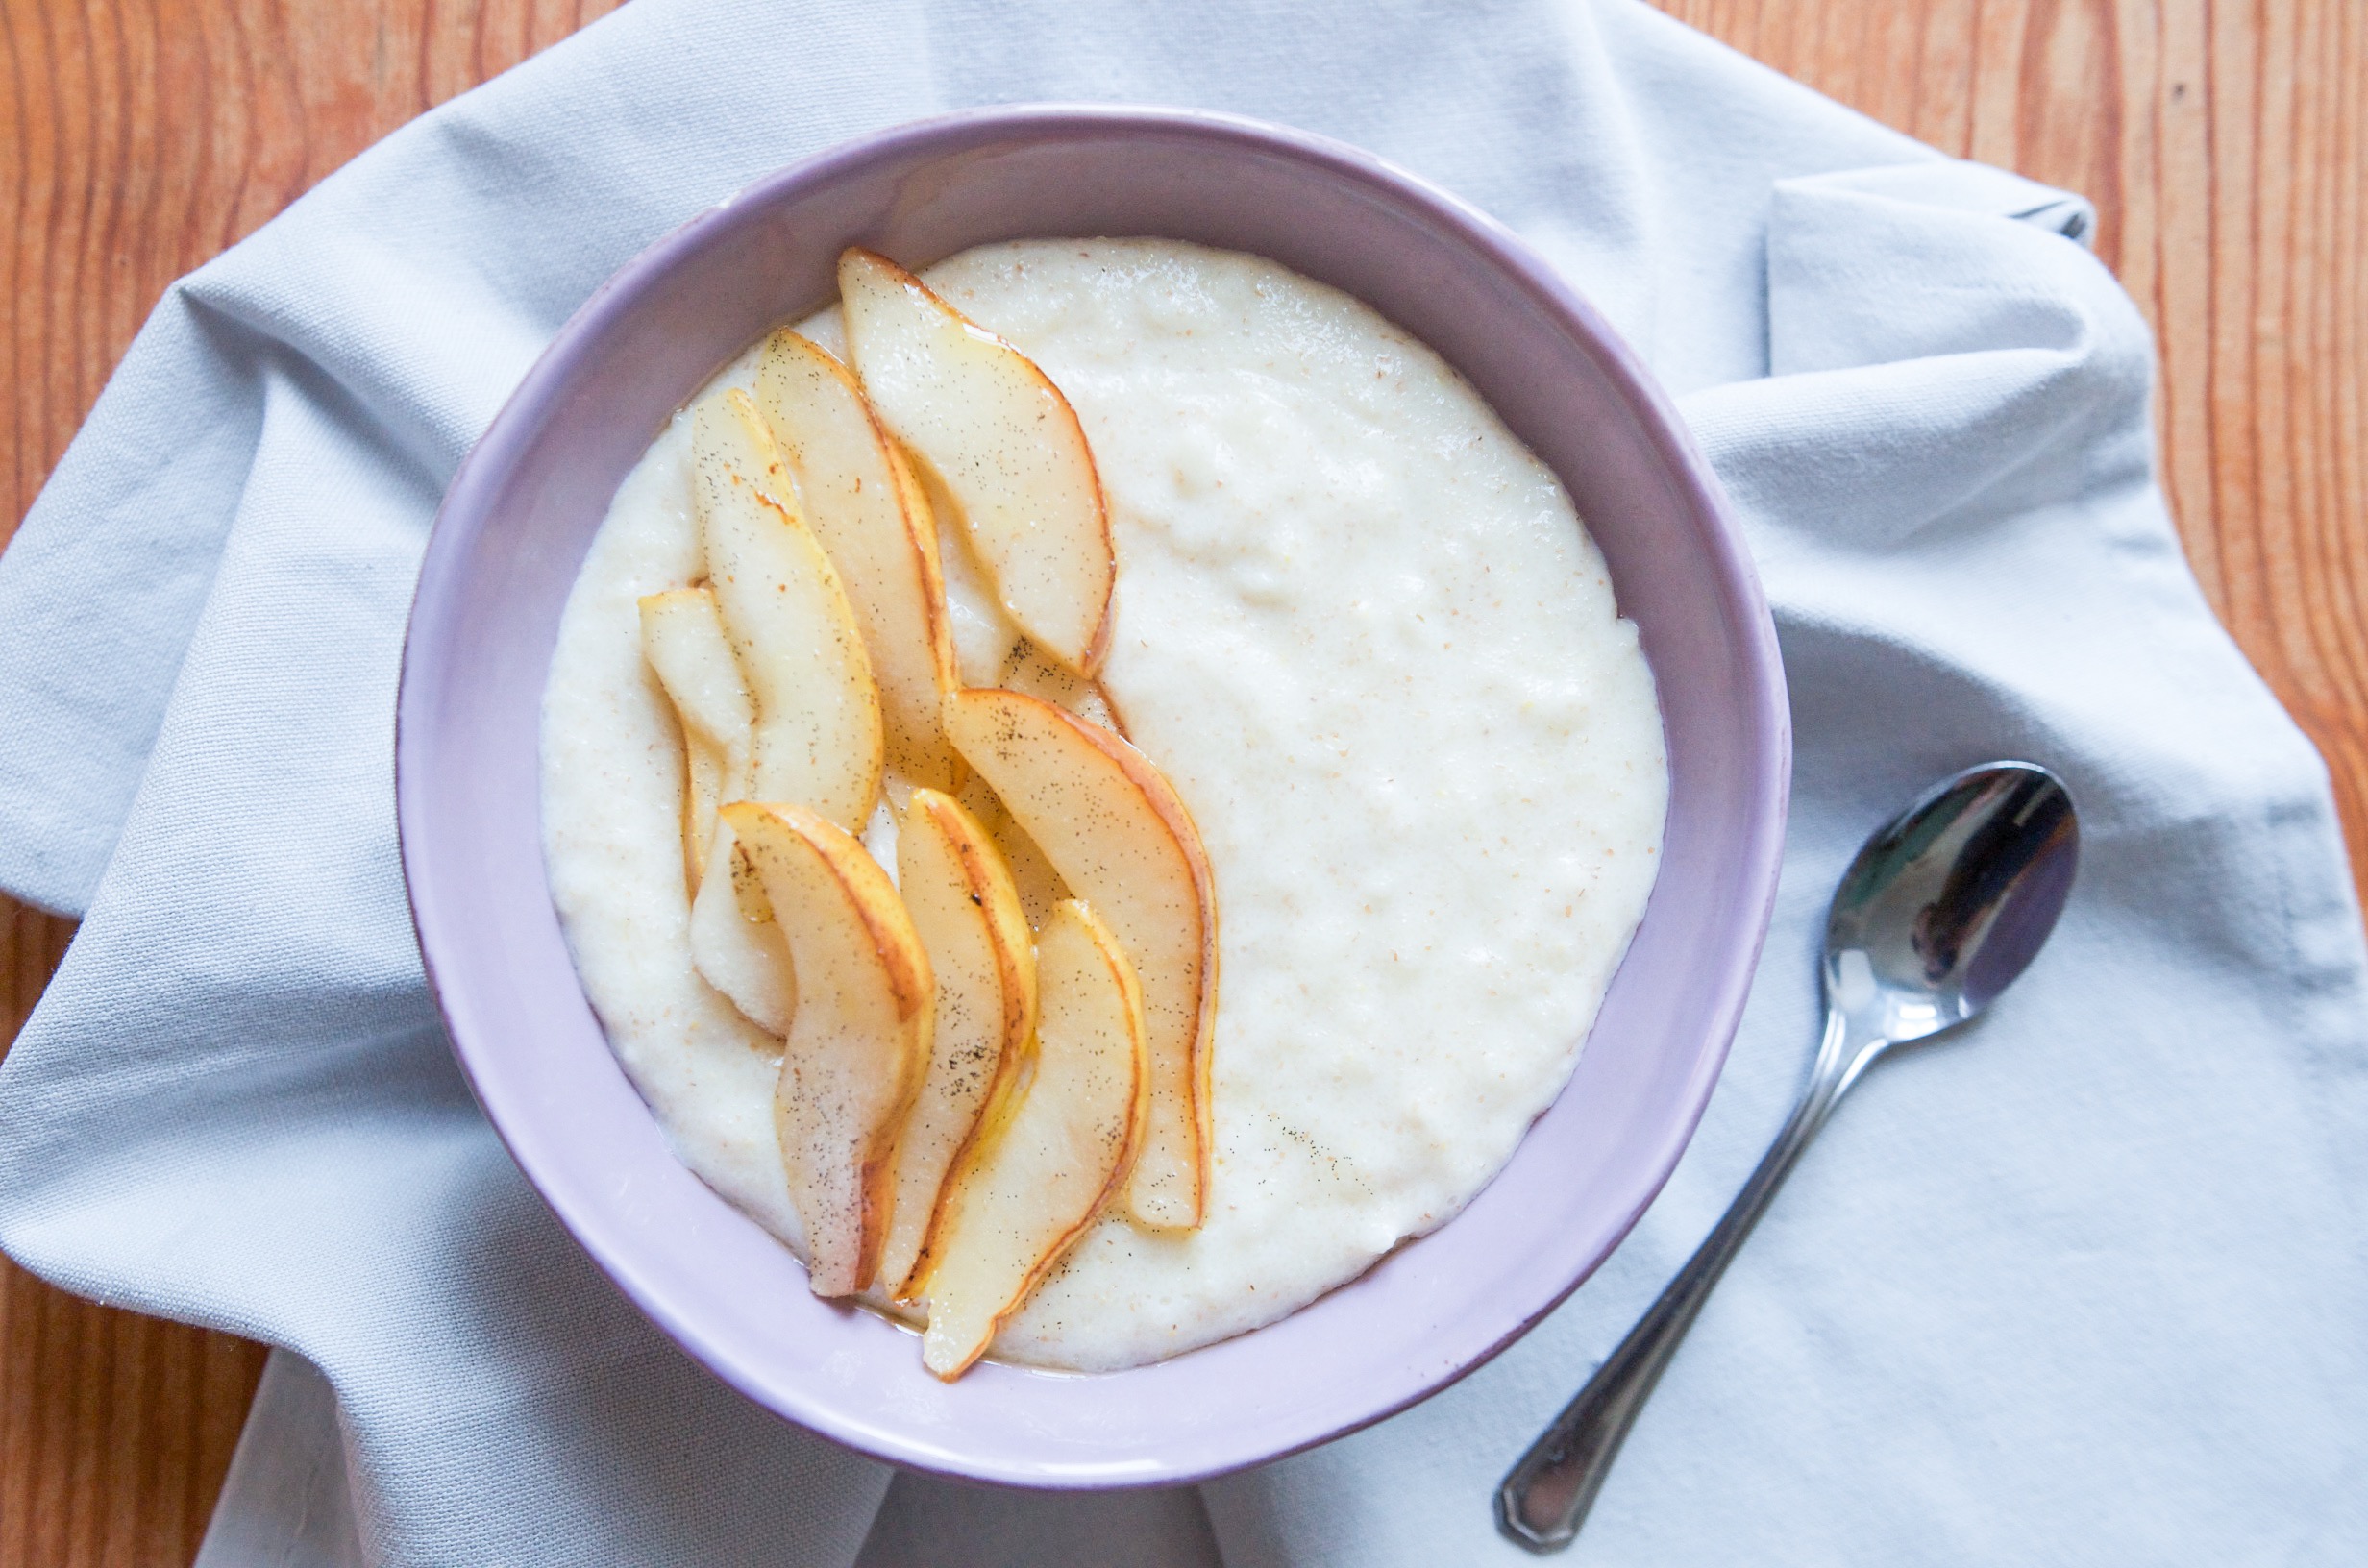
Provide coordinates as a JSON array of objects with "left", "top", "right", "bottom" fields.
[{"left": 2, "top": 1, "right": 2360, "bottom": 1562}]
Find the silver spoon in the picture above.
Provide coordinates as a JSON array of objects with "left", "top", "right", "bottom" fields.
[{"left": 1496, "top": 761, "right": 2079, "bottom": 1552}]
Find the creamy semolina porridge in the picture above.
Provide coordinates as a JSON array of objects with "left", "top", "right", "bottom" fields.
[{"left": 541, "top": 239, "right": 1666, "bottom": 1371}]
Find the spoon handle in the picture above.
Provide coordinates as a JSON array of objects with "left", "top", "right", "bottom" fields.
[{"left": 1495, "top": 1008, "right": 1871, "bottom": 1552}]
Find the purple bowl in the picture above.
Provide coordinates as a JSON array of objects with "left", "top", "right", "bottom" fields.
[{"left": 397, "top": 106, "right": 1788, "bottom": 1487}]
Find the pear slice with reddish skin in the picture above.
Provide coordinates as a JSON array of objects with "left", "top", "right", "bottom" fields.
[
  {"left": 942, "top": 638, "right": 1120, "bottom": 933},
  {"left": 944, "top": 689, "right": 1218, "bottom": 1231},
  {"left": 721, "top": 800, "right": 932, "bottom": 1296},
  {"left": 916, "top": 899, "right": 1149, "bottom": 1379},
  {"left": 753, "top": 331, "right": 962, "bottom": 793},
  {"left": 638, "top": 587, "right": 752, "bottom": 892},
  {"left": 838, "top": 249, "right": 1115, "bottom": 676},
  {"left": 876, "top": 789, "right": 1038, "bottom": 1300},
  {"left": 692, "top": 387, "right": 882, "bottom": 832}
]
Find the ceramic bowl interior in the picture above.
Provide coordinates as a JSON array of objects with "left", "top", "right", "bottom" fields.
[{"left": 398, "top": 106, "right": 1788, "bottom": 1488}]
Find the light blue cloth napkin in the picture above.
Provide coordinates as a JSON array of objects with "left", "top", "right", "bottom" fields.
[{"left": 4, "top": 2, "right": 2363, "bottom": 1564}]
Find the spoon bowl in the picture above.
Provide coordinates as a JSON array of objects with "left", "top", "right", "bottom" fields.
[{"left": 1825, "top": 762, "right": 2079, "bottom": 1049}]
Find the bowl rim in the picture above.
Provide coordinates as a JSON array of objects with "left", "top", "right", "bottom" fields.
[{"left": 398, "top": 102, "right": 1789, "bottom": 1486}]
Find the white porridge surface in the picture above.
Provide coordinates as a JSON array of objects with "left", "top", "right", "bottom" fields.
[{"left": 541, "top": 238, "right": 1666, "bottom": 1371}]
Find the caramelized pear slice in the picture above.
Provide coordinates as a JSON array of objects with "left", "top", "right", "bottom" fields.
[
  {"left": 687, "top": 830, "right": 795, "bottom": 1037},
  {"left": 998, "top": 635, "right": 1120, "bottom": 735},
  {"left": 876, "top": 789, "right": 1038, "bottom": 1299},
  {"left": 918, "top": 900, "right": 1148, "bottom": 1379},
  {"left": 953, "top": 772, "right": 1068, "bottom": 932},
  {"left": 638, "top": 587, "right": 753, "bottom": 891},
  {"left": 838, "top": 249, "right": 1114, "bottom": 675},
  {"left": 721, "top": 800, "right": 932, "bottom": 1296},
  {"left": 754, "top": 331, "right": 962, "bottom": 792},
  {"left": 692, "top": 387, "right": 882, "bottom": 831},
  {"left": 944, "top": 690, "right": 1217, "bottom": 1230}
]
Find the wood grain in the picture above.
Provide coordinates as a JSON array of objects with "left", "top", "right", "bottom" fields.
[
  {"left": 0, "top": 4, "right": 620, "bottom": 1564},
  {"left": 0, "top": 0, "right": 2360, "bottom": 1562}
]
